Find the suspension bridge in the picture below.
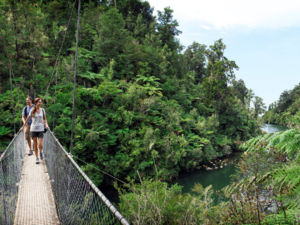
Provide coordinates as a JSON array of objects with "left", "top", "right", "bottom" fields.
[{"left": 0, "top": 130, "right": 129, "bottom": 225}]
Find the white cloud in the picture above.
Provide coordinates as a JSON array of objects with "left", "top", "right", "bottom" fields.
[
  {"left": 147, "top": 0, "right": 300, "bottom": 29},
  {"left": 199, "top": 25, "right": 212, "bottom": 30}
]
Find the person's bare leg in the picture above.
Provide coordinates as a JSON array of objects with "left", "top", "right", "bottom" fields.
[
  {"left": 33, "top": 137, "right": 38, "bottom": 157},
  {"left": 33, "top": 137, "right": 40, "bottom": 164},
  {"left": 38, "top": 137, "right": 44, "bottom": 160},
  {"left": 25, "top": 125, "right": 32, "bottom": 155},
  {"left": 38, "top": 138, "right": 43, "bottom": 152},
  {"left": 26, "top": 138, "right": 32, "bottom": 150}
]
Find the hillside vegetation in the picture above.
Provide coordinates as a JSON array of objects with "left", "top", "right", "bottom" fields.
[
  {"left": 118, "top": 129, "right": 300, "bottom": 224},
  {"left": 0, "top": 0, "right": 262, "bottom": 185},
  {"left": 2, "top": 1, "right": 300, "bottom": 224},
  {"left": 264, "top": 82, "right": 300, "bottom": 128}
]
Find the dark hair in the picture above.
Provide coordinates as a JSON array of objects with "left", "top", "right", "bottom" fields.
[
  {"left": 32, "top": 97, "right": 42, "bottom": 117},
  {"left": 27, "top": 96, "right": 33, "bottom": 102}
]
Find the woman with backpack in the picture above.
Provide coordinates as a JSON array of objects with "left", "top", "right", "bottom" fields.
[{"left": 21, "top": 97, "right": 49, "bottom": 164}]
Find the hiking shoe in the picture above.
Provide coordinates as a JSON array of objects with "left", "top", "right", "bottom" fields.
[
  {"left": 40, "top": 152, "right": 43, "bottom": 160},
  {"left": 28, "top": 149, "right": 33, "bottom": 156},
  {"left": 36, "top": 158, "right": 40, "bottom": 164}
]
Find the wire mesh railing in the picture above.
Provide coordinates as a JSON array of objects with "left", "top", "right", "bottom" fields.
[
  {"left": 0, "top": 130, "right": 24, "bottom": 225},
  {"left": 43, "top": 130, "right": 130, "bottom": 225}
]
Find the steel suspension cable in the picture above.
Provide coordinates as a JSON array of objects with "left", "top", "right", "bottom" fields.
[
  {"left": 70, "top": 0, "right": 81, "bottom": 155},
  {"left": 52, "top": 67, "right": 59, "bottom": 130},
  {"left": 9, "top": 60, "right": 16, "bottom": 135},
  {"left": 44, "top": 131, "right": 130, "bottom": 225},
  {"left": 11, "top": 68, "right": 22, "bottom": 129},
  {"left": 71, "top": 154, "right": 127, "bottom": 185},
  {"left": 45, "top": 0, "right": 76, "bottom": 99},
  {"left": 44, "top": 0, "right": 76, "bottom": 132},
  {"left": 0, "top": 130, "right": 24, "bottom": 224}
]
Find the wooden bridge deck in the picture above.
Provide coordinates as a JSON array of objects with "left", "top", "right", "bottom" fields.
[{"left": 14, "top": 144, "right": 59, "bottom": 225}]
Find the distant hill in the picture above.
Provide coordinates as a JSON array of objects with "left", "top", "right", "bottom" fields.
[{"left": 264, "top": 82, "right": 300, "bottom": 128}]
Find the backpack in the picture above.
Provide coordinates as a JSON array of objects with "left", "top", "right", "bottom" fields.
[
  {"left": 23, "top": 105, "right": 35, "bottom": 119},
  {"left": 23, "top": 106, "right": 29, "bottom": 119}
]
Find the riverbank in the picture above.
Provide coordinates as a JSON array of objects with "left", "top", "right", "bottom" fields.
[
  {"left": 174, "top": 124, "right": 285, "bottom": 200},
  {"left": 174, "top": 151, "right": 242, "bottom": 203}
]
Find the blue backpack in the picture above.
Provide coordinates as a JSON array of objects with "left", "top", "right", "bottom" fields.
[
  {"left": 23, "top": 105, "right": 34, "bottom": 121},
  {"left": 23, "top": 106, "right": 30, "bottom": 119}
]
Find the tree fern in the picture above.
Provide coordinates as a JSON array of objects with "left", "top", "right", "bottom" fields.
[
  {"left": 271, "top": 163, "right": 300, "bottom": 209},
  {"left": 243, "top": 129, "right": 300, "bottom": 160},
  {"left": 228, "top": 129, "right": 300, "bottom": 224}
]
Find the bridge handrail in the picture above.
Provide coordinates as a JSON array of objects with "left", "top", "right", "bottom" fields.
[
  {"left": 46, "top": 130, "right": 130, "bottom": 225},
  {"left": 0, "top": 130, "right": 130, "bottom": 225},
  {"left": 0, "top": 130, "right": 24, "bottom": 225},
  {"left": 0, "top": 130, "right": 22, "bottom": 162}
]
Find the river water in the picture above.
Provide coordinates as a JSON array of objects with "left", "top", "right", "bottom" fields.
[
  {"left": 175, "top": 124, "right": 285, "bottom": 201},
  {"left": 261, "top": 123, "right": 286, "bottom": 133}
]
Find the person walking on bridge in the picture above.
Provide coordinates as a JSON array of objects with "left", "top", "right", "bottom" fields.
[
  {"left": 22, "top": 96, "right": 34, "bottom": 156},
  {"left": 21, "top": 97, "right": 49, "bottom": 164}
]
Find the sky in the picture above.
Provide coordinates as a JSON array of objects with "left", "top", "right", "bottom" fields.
[{"left": 147, "top": 0, "right": 300, "bottom": 107}]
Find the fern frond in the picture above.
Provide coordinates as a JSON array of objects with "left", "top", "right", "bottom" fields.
[{"left": 243, "top": 129, "right": 300, "bottom": 160}]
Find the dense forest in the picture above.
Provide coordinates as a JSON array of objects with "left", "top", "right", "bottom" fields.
[
  {"left": 118, "top": 129, "right": 300, "bottom": 224},
  {"left": 0, "top": 0, "right": 263, "bottom": 184},
  {"left": 264, "top": 82, "right": 300, "bottom": 129},
  {"left": 3, "top": 0, "right": 299, "bottom": 224},
  {"left": 118, "top": 84, "right": 300, "bottom": 225}
]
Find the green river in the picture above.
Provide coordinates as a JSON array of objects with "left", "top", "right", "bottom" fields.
[{"left": 175, "top": 124, "right": 286, "bottom": 202}]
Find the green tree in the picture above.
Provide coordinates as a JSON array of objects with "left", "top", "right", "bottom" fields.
[
  {"left": 232, "top": 79, "right": 248, "bottom": 105},
  {"left": 0, "top": 0, "right": 262, "bottom": 197},
  {"left": 156, "top": 7, "right": 181, "bottom": 51},
  {"left": 93, "top": 8, "right": 129, "bottom": 74},
  {"left": 253, "top": 96, "right": 266, "bottom": 118},
  {"left": 201, "top": 39, "right": 238, "bottom": 115},
  {"left": 183, "top": 42, "right": 207, "bottom": 84}
]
